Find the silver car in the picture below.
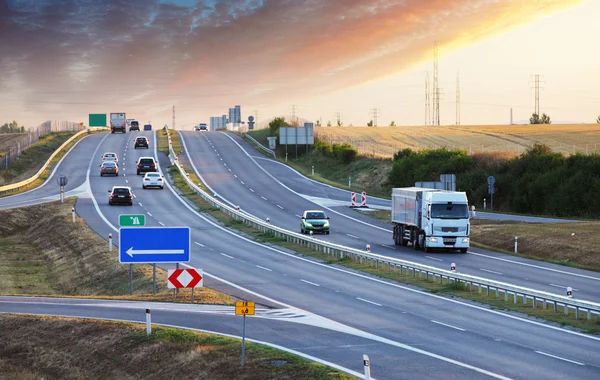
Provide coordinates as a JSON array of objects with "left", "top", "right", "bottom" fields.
[
  {"left": 102, "top": 152, "right": 118, "bottom": 163},
  {"left": 100, "top": 161, "right": 119, "bottom": 176},
  {"left": 142, "top": 172, "right": 164, "bottom": 189}
]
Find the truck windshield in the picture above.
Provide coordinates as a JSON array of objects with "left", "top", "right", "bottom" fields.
[{"left": 431, "top": 204, "right": 469, "bottom": 219}]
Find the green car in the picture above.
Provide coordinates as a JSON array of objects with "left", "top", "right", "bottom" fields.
[{"left": 300, "top": 210, "right": 330, "bottom": 234}]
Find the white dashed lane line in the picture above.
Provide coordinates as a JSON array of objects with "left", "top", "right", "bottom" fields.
[
  {"left": 535, "top": 351, "right": 585, "bottom": 366},
  {"left": 426, "top": 256, "right": 443, "bottom": 262},
  {"left": 346, "top": 234, "right": 359, "bottom": 239},
  {"left": 431, "top": 320, "right": 465, "bottom": 331},
  {"left": 549, "top": 284, "right": 579, "bottom": 291},
  {"left": 234, "top": 175, "right": 238, "bottom": 178},
  {"left": 356, "top": 297, "right": 382, "bottom": 307},
  {"left": 194, "top": 242, "right": 204, "bottom": 247},
  {"left": 480, "top": 268, "right": 503, "bottom": 275},
  {"left": 220, "top": 253, "right": 234, "bottom": 259},
  {"left": 249, "top": 188, "right": 254, "bottom": 192},
  {"left": 139, "top": 203, "right": 143, "bottom": 207},
  {"left": 125, "top": 180, "right": 128, "bottom": 183},
  {"left": 277, "top": 205, "right": 284, "bottom": 209},
  {"left": 256, "top": 265, "right": 272, "bottom": 272},
  {"left": 261, "top": 196, "right": 268, "bottom": 201},
  {"left": 240, "top": 181, "right": 245, "bottom": 185},
  {"left": 158, "top": 222, "right": 165, "bottom": 226},
  {"left": 147, "top": 212, "right": 153, "bottom": 217},
  {"left": 300, "top": 279, "right": 320, "bottom": 287}
]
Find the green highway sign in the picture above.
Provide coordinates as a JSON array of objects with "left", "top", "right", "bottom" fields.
[
  {"left": 119, "top": 214, "right": 146, "bottom": 227},
  {"left": 89, "top": 113, "right": 107, "bottom": 127}
]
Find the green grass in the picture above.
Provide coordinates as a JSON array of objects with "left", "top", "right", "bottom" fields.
[{"left": 167, "top": 161, "right": 600, "bottom": 335}]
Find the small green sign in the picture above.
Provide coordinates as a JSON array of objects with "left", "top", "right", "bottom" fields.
[
  {"left": 89, "top": 113, "right": 107, "bottom": 127},
  {"left": 119, "top": 214, "right": 146, "bottom": 227}
]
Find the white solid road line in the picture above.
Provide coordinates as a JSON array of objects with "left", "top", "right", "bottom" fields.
[
  {"left": 147, "top": 212, "right": 153, "bottom": 217},
  {"left": 534, "top": 351, "right": 585, "bottom": 366},
  {"left": 431, "top": 320, "right": 466, "bottom": 331},
  {"left": 220, "top": 253, "right": 234, "bottom": 259},
  {"left": 468, "top": 251, "right": 600, "bottom": 281},
  {"left": 256, "top": 265, "right": 272, "bottom": 272},
  {"left": 346, "top": 234, "right": 359, "bottom": 239},
  {"left": 356, "top": 297, "right": 382, "bottom": 307},
  {"left": 194, "top": 242, "right": 205, "bottom": 247},
  {"left": 277, "top": 205, "right": 284, "bottom": 209},
  {"left": 426, "top": 256, "right": 443, "bottom": 262},
  {"left": 480, "top": 268, "right": 503, "bottom": 275},
  {"left": 159, "top": 221, "right": 165, "bottom": 226},
  {"left": 300, "top": 279, "right": 320, "bottom": 287},
  {"left": 261, "top": 196, "right": 268, "bottom": 201},
  {"left": 549, "top": 284, "right": 579, "bottom": 291}
]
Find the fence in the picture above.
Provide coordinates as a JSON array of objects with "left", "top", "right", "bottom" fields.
[
  {"left": 0, "top": 120, "right": 85, "bottom": 170},
  {"left": 164, "top": 126, "right": 600, "bottom": 321}
]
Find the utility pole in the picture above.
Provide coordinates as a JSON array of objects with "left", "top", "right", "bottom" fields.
[
  {"left": 425, "top": 71, "right": 431, "bottom": 126},
  {"left": 433, "top": 41, "right": 441, "bottom": 126},
  {"left": 455, "top": 71, "right": 460, "bottom": 126},
  {"left": 335, "top": 112, "right": 342, "bottom": 126},
  {"left": 530, "top": 74, "right": 545, "bottom": 116},
  {"left": 369, "top": 109, "right": 380, "bottom": 126},
  {"left": 172, "top": 105, "right": 176, "bottom": 130}
]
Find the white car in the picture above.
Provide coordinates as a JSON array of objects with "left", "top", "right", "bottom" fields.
[
  {"left": 142, "top": 172, "right": 165, "bottom": 189},
  {"left": 102, "top": 152, "right": 119, "bottom": 163}
]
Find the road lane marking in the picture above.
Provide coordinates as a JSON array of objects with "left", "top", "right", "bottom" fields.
[
  {"left": 125, "top": 180, "right": 128, "bottom": 183},
  {"left": 228, "top": 168, "right": 231, "bottom": 172},
  {"left": 549, "top": 284, "right": 579, "bottom": 291},
  {"left": 240, "top": 181, "right": 245, "bottom": 185},
  {"left": 300, "top": 279, "right": 320, "bottom": 287},
  {"left": 381, "top": 244, "right": 394, "bottom": 249},
  {"left": 139, "top": 203, "right": 143, "bottom": 207},
  {"left": 346, "top": 234, "right": 359, "bottom": 239},
  {"left": 234, "top": 175, "right": 238, "bottom": 178},
  {"left": 426, "top": 256, "right": 443, "bottom": 262},
  {"left": 261, "top": 196, "right": 268, "bottom": 201},
  {"left": 480, "top": 268, "right": 503, "bottom": 275},
  {"left": 356, "top": 297, "right": 382, "bottom": 307},
  {"left": 158, "top": 221, "right": 165, "bottom": 226},
  {"left": 431, "top": 320, "right": 465, "bottom": 331},
  {"left": 256, "top": 265, "right": 272, "bottom": 272},
  {"left": 295, "top": 214, "right": 302, "bottom": 218},
  {"left": 147, "top": 212, "right": 153, "bottom": 217},
  {"left": 535, "top": 351, "right": 585, "bottom": 366},
  {"left": 277, "top": 205, "right": 284, "bottom": 209},
  {"left": 220, "top": 253, "right": 234, "bottom": 259},
  {"left": 194, "top": 242, "right": 204, "bottom": 247},
  {"left": 250, "top": 188, "right": 254, "bottom": 192}
]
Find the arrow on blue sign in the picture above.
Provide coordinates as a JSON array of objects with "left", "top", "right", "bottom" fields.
[{"left": 119, "top": 226, "right": 191, "bottom": 263}]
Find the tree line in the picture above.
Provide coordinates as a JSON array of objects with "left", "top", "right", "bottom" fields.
[{"left": 1, "top": 121, "right": 25, "bottom": 133}]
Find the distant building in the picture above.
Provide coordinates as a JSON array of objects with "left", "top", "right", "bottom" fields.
[
  {"left": 210, "top": 116, "right": 226, "bottom": 131},
  {"left": 228, "top": 108, "right": 235, "bottom": 124},
  {"left": 234, "top": 105, "right": 241, "bottom": 123}
]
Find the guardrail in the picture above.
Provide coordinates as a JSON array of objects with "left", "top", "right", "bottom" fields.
[
  {"left": 241, "top": 132, "right": 276, "bottom": 158},
  {"left": 0, "top": 128, "right": 108, "bottom": 195},
  {"left": 164, "top": 126, "right": 600, "bottom": 321}
]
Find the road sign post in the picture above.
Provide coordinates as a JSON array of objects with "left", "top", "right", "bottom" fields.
[
  {"left": 487, "top": 176, "right": 496, "bottom": 211},
  {"left": 57, "top": 175, "right": 68, "bottom": 204},
  {"left": 153, "top": 264, "right": 156, "bottom": 295},
  {"left": 119, "top": 214, "right": 146, "bottom": 227},
  {"left": 235, "top": 301, "right": 255, "bottom": 367}
]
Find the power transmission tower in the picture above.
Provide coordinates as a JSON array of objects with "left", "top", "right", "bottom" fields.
[
  {"left": 335, "top": 112, "right": 342, "bottom": 126},
  {"left": 290, "top": 104, "right": 299, "bottom": 126},
  {"left": 530, "top": 74, "right": 545, "bottom": 115},
  {"left": 425, "top": 71, "right": 431, "bottom": 126},
  {"left": 369, "top": 108, "right": 380, "bottom": 126},
  {"left": 455, "top": 71, "right": 460, "bottom": 126},
  {"left": 172, "top": 105, "right": 176, "bottom": 130},
  {"left": 433, "top": 41, "right": 441, "bottom": 126}
]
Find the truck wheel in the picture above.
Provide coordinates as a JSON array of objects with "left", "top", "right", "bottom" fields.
[
  {"left": 400, "top": 226, "right": 408, "bottom": 246},
  {"left": 421, "top": 234, "right": 428, "bottom": 252},
  {"left": 460, "top": 248, "right": 468, "bottom": 253},
  {"left": 412, "top": 232, "right": 419, "bottom": 250}
]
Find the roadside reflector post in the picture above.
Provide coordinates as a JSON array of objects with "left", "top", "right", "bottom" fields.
[
  {"left": 471, "top": 205, "right": 476, "bottom": 218},
  {"left": 309, "top": 230, "right": 313, "bottom": 237},
  {"left": 153, "top": 264, "right": 156, "bottom": 296},
  {"left": 514, "top": 236, "right": 518, "bottom": 253},
  {"left": 266, "top": 217, "right": 270, "bottom": 224},
  {"left": 366, "top": 244, "right": 371, "bottom": 252},
  {"left": 348, "top": 176, "right": 352, "bottom": 188},
  {"left": 72, "top": 207, "right": 76, "bottom": 223},
  {"left": 108, "top": 233, "right": 113, "bottom": 252},
  {"left": 311, "top": 166, "right": 314, "bottom": 175},
  {"left": 175, "top": 263, "right": 179, "bottom": 296},
  {"left": 567, "top": 287, "right": 573, "bottom": 298},
  {"left": 363, "top": 354, "right": 371, "bottom": 380},
  {"left": 451, "top": 263, "right": 456, "bottom": 272},
  {"left": 146, "top": 307, "right": 151, "bottom": 336}
]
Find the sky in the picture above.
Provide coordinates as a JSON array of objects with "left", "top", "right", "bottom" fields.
[{"left": 0, "top": 0, "right": 598, "bottom": 129}]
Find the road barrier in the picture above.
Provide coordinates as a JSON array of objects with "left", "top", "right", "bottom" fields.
[
  {"left": 0, "top": 127, "right": 109, "bottom": 195},
  {"left": 165, "top": 126, "right": 600, "bottom": 321},
  {"left": 241, "top": 132, "right": 276, "bottom": 158}
]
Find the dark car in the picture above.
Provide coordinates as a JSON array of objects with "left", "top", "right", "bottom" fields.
[
  {"left": 144, "top": 124, "right": 152, "bottom": 131},
  {"left": 134, "top": 136, "right": 149, "bottom": 149},
  {"left": 100, "top": 161, "right": 119, "bottom": 176},
  {"left": 108, "top": 186, "right": 133, "bottom": 206},
  {"left": 136, "top": 157, "right": 157, "bottom": 175},
  {"left": 130, "top": 121, "right": 140, "bottom": 131}
]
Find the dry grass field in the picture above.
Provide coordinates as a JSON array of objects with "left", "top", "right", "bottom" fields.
[
  {"left": 314, "top": 124, "right": 600, "bottom": 158},
  {"left": 0, "top": 133, "right": 26, "bottom": 154}
]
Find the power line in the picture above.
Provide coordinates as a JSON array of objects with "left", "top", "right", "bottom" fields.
[{"left": 369, "top": 108, "right": 380, "bottom": 126}]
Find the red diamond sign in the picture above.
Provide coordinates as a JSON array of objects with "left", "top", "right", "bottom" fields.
[{"left": 167, "top": 268, "right": 203, "bottom": 289}]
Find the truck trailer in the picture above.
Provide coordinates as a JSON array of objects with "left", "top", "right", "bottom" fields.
[
  {"left": 391, "top": 187, "right": 470, "bottom": 253},
  {"left": 110, "top": 113, "right": 127, "bottom": 133}
]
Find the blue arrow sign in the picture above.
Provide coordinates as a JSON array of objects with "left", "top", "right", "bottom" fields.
[{"left": 119, "top": 227, "right": 190, "bottom": 263}]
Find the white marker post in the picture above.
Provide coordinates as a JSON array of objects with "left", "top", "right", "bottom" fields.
[
  {"left": 363, "top": 354, "right": 371, "bottom": 380},
  {"left": 311, "top": 166, "right": 314, "bottom": 175},
  {"left": 108, "top": 233, "right": 113, "bottom": 252},
  {"left": 348, "top": 176, "right": 352, "bottom": 188},
  {"left": 146, "top": 307, "right": 151, "bottom": 336},
  {"left": 514, "top": 236, "right": 518, "bottom": 253},
  {"left": 72, "top": 207, "right": 76, "bottom": 223}
]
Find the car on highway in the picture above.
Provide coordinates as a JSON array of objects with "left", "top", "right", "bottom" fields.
[
  {"left": 134, "top": 136, "right": 149, "bottom": 149},
  {"left": 142, "top": 172, "right": 165, "bottom": 189},
  {"left": 102, "top": 152, "right": 118, "bottom": 163},
  {"left": 136, "top": 157, "right": 157, "bottom": 175},
  {"left": 99, "top": 161, "right": 119, "bottom": 176},
  {"left": 108, "top": 186, "right": 133, "bottom": 206},
  {"left": 300, "top": 210, "right": 330, "bottom": 234},
  {"left": 195, "top": 123, "right": 208, "bottom": 131},
  {"left": 130, "top": 121, "right": 140, "bottom": 131}
]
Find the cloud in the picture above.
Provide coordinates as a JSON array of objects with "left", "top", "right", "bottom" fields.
[{"left": 0, "top": 0, "right": 582, "bottom": 125}]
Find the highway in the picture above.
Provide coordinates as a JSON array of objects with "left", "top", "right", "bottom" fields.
[
  {"left": 179, "top": 131, "right": 600, "bottom": 302},
  {"left": 2, "top": 129, "right": 600, "bottom": 379}
]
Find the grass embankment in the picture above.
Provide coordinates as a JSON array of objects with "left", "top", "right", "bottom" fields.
[
  {"left": 244, "top": 129, "right": 391, "bottom": 198},
  {"left": 0, "top": 315, "right": 350, "bottom": 380},
  {"left": 167, "top": 158, "right": 600, "bottom": 334},
  {"left": 157, "top": 128, "right": 183, "bottom": 156},
  {"left": 0, "top": 198, "right": 231, "bottom": 304}
]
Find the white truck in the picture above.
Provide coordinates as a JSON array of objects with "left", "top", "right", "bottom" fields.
[
  {"left": 391, "top": 187, "right": 470, "bottom": 253},
  {"left": 110, "top": 113, "right": 127, "bottom": 133}
]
